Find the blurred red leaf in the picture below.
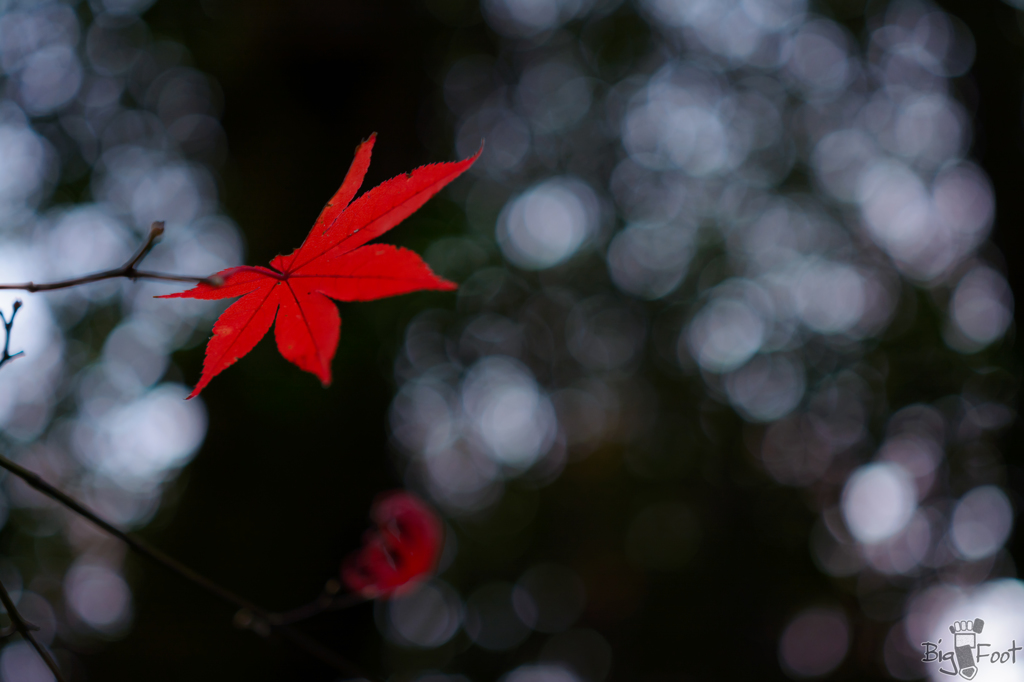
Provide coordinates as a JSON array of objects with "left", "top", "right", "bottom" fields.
[
  {"left": 341, "top": 491, "right": 443, "bottom": 598},
  {"left": 161, "top": 134, "right": 480, "bottom": 397}
]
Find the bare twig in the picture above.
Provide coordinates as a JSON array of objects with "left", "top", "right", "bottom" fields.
[
  {"left": 0, "top": 222, "right": 219, "bottom": 293},
  {"left": 0, "top": 301, "right": 24, "bottom": 371},
  {"left": 0, "top": 453, "right": 372, "bottom": 680},
  {"left": 269, "top": 581, "right": 366, "bottom": 626},
  {"left": 0, "top": 575, "right": 67, "bottom": 682}
]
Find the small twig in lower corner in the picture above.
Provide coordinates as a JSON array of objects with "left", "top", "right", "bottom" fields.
[
  {"left": 0, "top": 453, "right": 374, "bottom": 681},
  {"left": 0, "top": 575, "right": 67, "bottom": 682},
  {"left": 0, "top": 300, "right": 25, "bottom": 371},
  {"left": 267, "top": 581, "right": 367, "bottom": 626}
]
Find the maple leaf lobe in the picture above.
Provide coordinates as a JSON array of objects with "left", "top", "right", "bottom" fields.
[{"left": 161, "top": 136, "right": 478, "bottom": 397}]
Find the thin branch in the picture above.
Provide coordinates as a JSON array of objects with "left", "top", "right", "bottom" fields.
[
  {"left": 0, "top": 222, "right": 220, "bottom": 293},
  {"left": 0, "top": 453, "right": 372, "bottom": 680},
  {"left": 269, "top": 581, "right": 366, "bottom": 626},
  {"left": 0, "top": 301, "right": 24, "bottom": 371},
  {"left": 0, "top": 575, "right": 67, "bottom": 682}
]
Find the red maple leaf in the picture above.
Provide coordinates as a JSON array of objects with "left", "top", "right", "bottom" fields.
[
  {"left": 341, "top": 490, "right": 443, "bottom": 598},
  {"left": 162, "top": 134, "right": 479, "bottom": 398}
]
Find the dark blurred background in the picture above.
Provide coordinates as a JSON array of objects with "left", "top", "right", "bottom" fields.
[{"left": 0, "top": 0, "right": 1020, "bottom": 681}]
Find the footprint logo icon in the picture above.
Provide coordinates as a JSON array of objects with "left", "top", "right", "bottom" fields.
[{"left": 950, "top": 619, "right": 986, "bottom": 680}]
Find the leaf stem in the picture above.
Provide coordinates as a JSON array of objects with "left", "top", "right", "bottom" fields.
[
  {"left": 0, "top": 575, "right": 67, "bottom": 682},
  {"left": 269, "top": 583, "right": 366, "bottom": 626},
  {"left": 0, "top": 222, "right": 218, "bottom": 293},
  {"left": 0, "top": 453, "right": 373, "bottom": 680}
]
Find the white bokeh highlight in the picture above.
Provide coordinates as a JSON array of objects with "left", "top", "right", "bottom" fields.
[
  {"left": 842, "top": 462, "right": 917, "bottom": 544},
  {"left": 497, "top": 178, "right": 599, "bottom": 270}
]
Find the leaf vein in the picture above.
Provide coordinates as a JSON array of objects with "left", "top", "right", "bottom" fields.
[
  {"left": 283, "top": 280, "right": 323, "bottom": 364},
  {"left": 210, "top": 284, "right": 278, "bottom": 369}
]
